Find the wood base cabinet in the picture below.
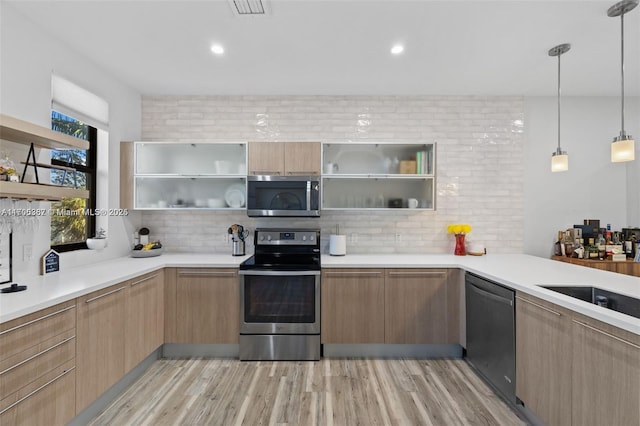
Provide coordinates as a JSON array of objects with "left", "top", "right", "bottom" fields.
[
  {"left": 515, "top": 293, "right": 572, "bottom": 426},
  {"left": 322, "top": 268, "right": 458, "bottom": 344},
  {"left": 321, "top": 269, "right": 385, "bottom": 343},
  {"left": 125, "top": 270, "right": 164, "bottom": 371},
  {"left": 385, "top": 269, "right": 457, "bottom": 344},
  {"left": 76, "top": 269, "right": 165, "bottom": 414},
  {"left": 0, "top": 360, "right": 76, "bottom": 426},
  {"left": 176, "top": 268, "right": 239, "bottom": 343},
  {"left": 571, "top": 314, "right": 640, "bottom": 426},
  {"left": 0, "top": 301, "right": 77, "bottom": 426},
  {"left": 76, "top": 283, "right": 126, "bottom": 413}
]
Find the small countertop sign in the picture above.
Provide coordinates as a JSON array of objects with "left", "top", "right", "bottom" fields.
[{"left": 41, "top": 249, "right": 60, "bottom": 275}]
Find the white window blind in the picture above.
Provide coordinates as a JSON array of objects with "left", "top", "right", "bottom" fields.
[{"left": 51, "top": 74, "right": 109, "bottom": 128}]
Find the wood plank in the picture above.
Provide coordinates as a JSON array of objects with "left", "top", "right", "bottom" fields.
[
  {"left": 0, "top": 181, "right": 89, "bottom": 201},
  {"left": 1, "top": 113, "right": 89, "bottom": 150},
  {"left": 20, "top": 161, "right": 76, "bottom": 172}
]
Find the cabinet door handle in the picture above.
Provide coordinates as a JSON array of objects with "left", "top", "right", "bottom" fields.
[
  {"left": 572, "top": 319, "right": 640, "bottom": 349},
  {"left": 251, "top": 171, "right": 281, "bottom": 176},
  {"left": 0, "top": 366, "right": 75, "bottom": 415},
  {"left": 0, "top": 305, "right": 76, "bottom": 336},
  {"left": 0, "top": 335, "right": 75, "bottom": 376},
  {"left": 287, "top": 171, "right": 317, "bottom": 175},
  {"left": 84, "top": 287, "right": 125, "bottom": 304},
  {"left": 130, "top": 273, "right": 159, "bottom": 287},
  {"left": 387, "top": 271, "right": 447, "bottom": 277},
  {"left": 516, "top": 296, "right": 562, "bottom": 316},
  {"left": 177, "top": 271, "right": 236, "bottom": 277},
  {"left": 323, "top": 271, "right": 383, "bottom": 276}
]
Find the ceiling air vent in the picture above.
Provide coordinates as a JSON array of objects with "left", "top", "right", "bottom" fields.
[{"left": 231, "top": 0, "right": 266, "bottom": 15}]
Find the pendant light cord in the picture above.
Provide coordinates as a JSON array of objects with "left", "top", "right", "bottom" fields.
[
  {"left": 620, "top": 12, "right": 626, "bottom": 135},
  {"left": 557, "top": 52, "right": 562, "bottom": 151}
]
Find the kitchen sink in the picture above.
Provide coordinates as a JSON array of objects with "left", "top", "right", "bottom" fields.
[{"left": 540, "top": 286, "right": 640, "bottom": 320}]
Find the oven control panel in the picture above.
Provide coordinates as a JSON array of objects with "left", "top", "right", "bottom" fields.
[{"left": 255, "top": 229, "right": 319, "bottom": 246}]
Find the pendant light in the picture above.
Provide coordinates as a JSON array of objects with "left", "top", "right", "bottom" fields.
[
  {"left": 608, "top": 0, "right": 638, "bottom": 162},
  {"left": 549, "top": 43, "right": 571, "bottom": 172}
]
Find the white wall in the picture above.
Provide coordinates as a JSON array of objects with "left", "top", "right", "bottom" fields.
[
  {"left": 0, "top": 4, "right": 142, "bottom": 281},
  {"left": 524, "top": 96, "right": 640, "bottom": 257},
  {"left": 140, "top": 95, "right": 525, "bottom": 255}
]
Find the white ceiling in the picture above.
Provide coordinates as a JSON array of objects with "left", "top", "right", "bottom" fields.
[{"left": 4, "top": 0, "right": 640, "bottom": 97}]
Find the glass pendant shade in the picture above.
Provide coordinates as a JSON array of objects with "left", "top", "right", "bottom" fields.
[
  {"left": 611, "top": 135, "right": 635, "bottom": 162},
  {"left": 551, "top": 151, "right": 569, "bottom": 172},
  {"left": 608, "top": 0, "right": 637, "bottom": 163}
]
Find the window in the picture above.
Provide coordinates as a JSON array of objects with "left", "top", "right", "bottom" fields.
[{"left": 50, "top": 111, "right": 97, "bottom": 252}]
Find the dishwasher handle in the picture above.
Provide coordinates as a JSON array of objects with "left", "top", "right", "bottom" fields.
[{"left": 468, "top": 282, "right": 513, "bottom": 306}]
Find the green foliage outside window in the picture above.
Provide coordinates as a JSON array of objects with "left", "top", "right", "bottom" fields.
[{"left": 50, "top": 111, "right": 94, "bottom": 246}]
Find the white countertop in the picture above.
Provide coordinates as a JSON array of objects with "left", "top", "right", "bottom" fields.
[{"left": 1, "top": 253, "right": 638, "bottom": 335}]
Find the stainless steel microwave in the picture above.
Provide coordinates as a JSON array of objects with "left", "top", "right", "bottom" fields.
[{"left": 246, "top": 176, "right": 320, "bottom": 217}]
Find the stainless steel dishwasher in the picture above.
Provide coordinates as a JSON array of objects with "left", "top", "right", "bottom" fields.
[{"left": 465, "top": 272, "right": 516, "bottom": 404}]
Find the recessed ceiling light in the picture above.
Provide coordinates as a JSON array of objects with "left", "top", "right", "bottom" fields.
[
  {"left": 391, "top": 44, "right": 404, "bottom": 55},
  {"left": 210, "top": 44, "right": 225, "bottom": 55}
]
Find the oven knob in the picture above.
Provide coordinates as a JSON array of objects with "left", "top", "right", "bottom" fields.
[
  {"left": 259, "top": 235, "right": 265, "bottom": 241},
  {"left": 267, "top": 235, "right": 272, "bottom": 241},
  {"left": 302, "top": 235, "right": 307, "bottom": 241},
  {"left": 310, "top": 235, "right": 315, "bottom": 241}
]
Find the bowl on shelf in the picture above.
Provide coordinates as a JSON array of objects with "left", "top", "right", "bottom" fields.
[{"left": 207, "top": 198, "right": 226, "bottom": 208}]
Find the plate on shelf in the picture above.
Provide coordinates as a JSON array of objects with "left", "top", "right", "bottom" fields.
[{"left": 225, "top": 184, "right": 245, "bottom": 208}]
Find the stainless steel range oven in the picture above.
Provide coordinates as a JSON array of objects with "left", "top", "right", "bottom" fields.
[{"left": 239, "top": 228, "right": 320, "bottom": 361}]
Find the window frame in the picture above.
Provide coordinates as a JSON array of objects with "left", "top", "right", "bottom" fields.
[{"left": 50, "top": 121, "right": 98, "bottom": 252}]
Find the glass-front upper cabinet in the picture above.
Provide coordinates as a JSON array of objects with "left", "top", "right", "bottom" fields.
[
  {"left": 321, "top": 142, "right": 436, "bottom": 210},
  {"left": 135, "top": 142, "right": 246, "bottom": 175},
  {"left": 133, "top": 142, "right": 246, "bottom": 210}
]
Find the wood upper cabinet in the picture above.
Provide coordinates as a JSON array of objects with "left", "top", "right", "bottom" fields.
[
  {"left": 76, "top": 283, "right": 126, "bottom": 413},
  {"left": 176, "top": 268, "right": 239, "bottom": 344},
  {"left": 124, "top": 270, "right": 164, "bottom": 372},
  {"left": 571, "top": 313, "right": 640, "bottom": 426},
  {"left": 384, "top": 269, "right": 455, "bottom": 344},
  {"left": 120, "top": 141, "right": 134, "bottom": 210},
  {"left": 515, "top": 293, "right": 572, "bottom": 426},
  {"left": 283, "top": 142, "right": 321, "bottom": 175},
  {"left": 248, "top": 142, "right": 321, "bottom": 176},
  {"left": 321, "top": 269, "right": 385, "bottom": 343}
]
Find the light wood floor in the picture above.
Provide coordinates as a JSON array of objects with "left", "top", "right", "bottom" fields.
[{"left": 89, "top": 358, "right": 527, "bottom": 426}]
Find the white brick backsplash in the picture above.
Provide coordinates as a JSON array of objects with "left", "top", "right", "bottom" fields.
[{"left": 140, "top": 95, "right": 524, "bottom": 255}]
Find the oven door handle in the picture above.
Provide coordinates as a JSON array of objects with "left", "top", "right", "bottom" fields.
[{"left": 238, "top": 270, "right": 321, "bottom": 277}]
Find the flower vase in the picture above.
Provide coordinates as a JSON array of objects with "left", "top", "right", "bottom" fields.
[{"left": 454, "top": 234, "right": 466, "bottom": 256}]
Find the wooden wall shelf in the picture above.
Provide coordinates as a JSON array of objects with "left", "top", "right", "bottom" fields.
[
  {"left": 552, "top": 255, "right": 640, "bottom": 278},
  {"left": 1, "top": 114, "right": 90, "bottom": 201},
  {"left": 0, "top": 181, "right": 89, "bottom": 201},
  {"left": 0, "top": 113, "right": 89, "bottom": 150}
]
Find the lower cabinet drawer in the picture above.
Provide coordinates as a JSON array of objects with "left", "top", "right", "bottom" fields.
[
  {"left": 0, "top": 301, "right": 76, "bottom": 360},
  {"left": 0, "top": 359, "right": 75, "bottom": 426},
  {"left": 0, "top": 329, "right": 76, "bottom": 400}
]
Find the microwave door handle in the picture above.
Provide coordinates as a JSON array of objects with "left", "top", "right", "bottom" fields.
[{"left": 306, "top": 181, "right": 311, "bottom": 211}]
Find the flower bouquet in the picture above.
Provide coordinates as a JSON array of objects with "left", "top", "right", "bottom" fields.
[{"left": 447, "top": 224, "right": 472, "bottom": 256}]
